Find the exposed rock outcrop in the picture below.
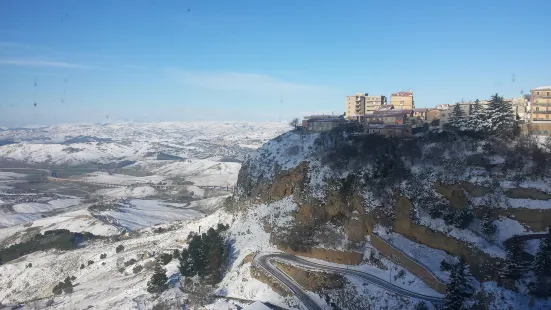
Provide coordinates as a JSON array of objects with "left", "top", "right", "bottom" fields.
[{"left": 237, "top": 161, "right": 309, "bottom": 203}]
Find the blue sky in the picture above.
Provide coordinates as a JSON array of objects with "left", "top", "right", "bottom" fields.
[{"left": 1, "top": 0, "right": 550, "bottom": 126}]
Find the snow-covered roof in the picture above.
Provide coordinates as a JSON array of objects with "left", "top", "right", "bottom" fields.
[
  {"left": 532, "top": 86, "right": 551, "bottom": 91},
  {"left": 243, "top": 302, "right": 272, "bottom": 310}
]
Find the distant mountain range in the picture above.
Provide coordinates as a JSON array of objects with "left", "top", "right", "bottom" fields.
[{"left": 0, "top": 122, "right": 289, "bottom": 165}]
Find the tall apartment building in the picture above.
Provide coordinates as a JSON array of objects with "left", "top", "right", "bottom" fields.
[
  {"left": 390, "top": 91, "right": 414, "bottom": 110},
  {"left": 345, "top": 93, "right": 386, "bottom": 118},
  {"left": 531, "top": 86, "right": 551, "bottom": 122},
  {"left": 365, "top": 95, "right": 387, "bottom": 114}
]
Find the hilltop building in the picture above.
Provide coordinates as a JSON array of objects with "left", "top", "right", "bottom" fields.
[
  {"left": 390, "top": 91, "right": 414, "bottom": 110},
  {"left": 302, "top": 115, "right": 346, "bottom": 132},
  {"left": 528, "top": 86, "right": 551, "bottom": 135},
  {"left": 345, "top": 93, "right": 386, "bottom": 119},
  {"left": 531, "top": 86, "right": 551, "bottom": 122}
]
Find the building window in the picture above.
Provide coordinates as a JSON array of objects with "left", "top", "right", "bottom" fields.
[
  {"left": 537, "top": 92, "right": 540, "bottom": 96},
  {"left": 548, "top": 92, "right": 550, "bottom": 97}
]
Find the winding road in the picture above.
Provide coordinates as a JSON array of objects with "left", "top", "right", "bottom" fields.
[{"left": 254, "top": 252, "right": 445, "bottom": 310}]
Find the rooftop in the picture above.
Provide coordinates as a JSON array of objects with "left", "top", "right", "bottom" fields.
[
  {"left": 375, "top": 104, "right": 395, "bottom": 111},
  {"left": 391, "top": 91, "right": 413, "bottom": 97},
  {"left": 532, "top": 86, "right": 551, "bottom": 91}
]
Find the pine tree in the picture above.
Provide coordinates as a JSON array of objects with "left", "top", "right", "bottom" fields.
[
  {"left": 532, "top": 227, "right": 551, "bottom": 297},
  {"left": 147, "top": 262, "right": 168, "bottom": 294},
  {"left": 466, "top": 99, "right": 485, "bottom": 132},
  {"left": 206, "top": 228, "right": 226, "bottom": 283},
  {"left": 178, "top": 225, "right": 227, "bottom": 283},
  {"left": 481, "top": 94, "right": 515, "bottom": 136},
  {"left": 481, "top": 209, "right": 497, "bottom": 236},
  {"left": 178, "top": 248, "right": 196, "bottom": 277},
  {"left": 188, "top": 234, "right": 207, "bottom": 276},
  {"left": 501, "top": 237, "right": 528, "bottom": 280},
  {"left": 447, "top": 103, "right": 467, "bottom": 132}
]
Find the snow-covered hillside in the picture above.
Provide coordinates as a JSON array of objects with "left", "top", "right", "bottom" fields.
[{"left": 0, "top": 122, "right": 289, "bottom": 165}]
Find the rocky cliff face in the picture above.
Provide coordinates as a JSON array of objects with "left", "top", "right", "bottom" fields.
[{"left": 235, "top": 129, "right": 551, "bottom": 287}]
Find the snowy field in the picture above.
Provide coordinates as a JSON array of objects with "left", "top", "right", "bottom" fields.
[
  {"left": 0, "top": 208, "right": 120, "bottom": 246},
  {"left": 0, "top": 171, "right": 28, "bottom": 191},
  {"left": 80, "top": 172, "right": 166, "bottom": 185},
  {"left": 0, "top": 195, "right": 84, "bottom": 228},
  {"left": 12, "top": 198, "right": 81, "bottom": 213},
  {"left": 94, "top": 186, "right": 158, "bottom": 198},
  {"left": 93, "top": 199, "right": 205, "bottom": 231},
  {"left": 145, "top": 159, "right": 241, "bottom": 186}
]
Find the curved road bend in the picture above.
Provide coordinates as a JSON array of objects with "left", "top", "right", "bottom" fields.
[{"left": 254, "top": 252, "right": 445, "bottom": 310}]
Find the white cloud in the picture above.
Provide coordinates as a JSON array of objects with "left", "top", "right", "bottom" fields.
[
  {"left": 0, "top": 59, "right": 90, "bottom": 69},
  {"left": 167, "top": 69, "right": 327, "bottom": 95}
]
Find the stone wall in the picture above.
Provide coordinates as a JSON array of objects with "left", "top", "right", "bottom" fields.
[{"left": 370, "top": 233, "right": 447, "bottom": 294}]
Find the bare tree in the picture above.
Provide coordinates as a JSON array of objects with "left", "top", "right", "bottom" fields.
[{"left": 289, "top": 118, "right": 300, "bottom": 130}]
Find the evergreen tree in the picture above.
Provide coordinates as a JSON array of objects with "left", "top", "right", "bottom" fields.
[
  {"left": 147, "top": 262, "right": 168, "bottom": 294},
  {"left": 500, "top": 237, "right": 529, "bottom": 280},
  {"left": 206, "top": 228, "right": 226, "bottom": 283},
  {"left": 532, "top": 227, "right": 551, "bottom": 297},
  {"left": 447, "top": 103, "right": 467, "bottom": 132},
  {"left": 179, "top": 248, "right": 196, "bottom": 277},
  {"left": 481, "top": 94, "right": 515, "bottom": 136},
  {"left": 178, "top": 224, "right": 227, "bottom": 284},
  {"left": 466, "top": 99, "right": 485, "bottom": 132},
  {"left": 189, "top": 234, "right": 207, "bottom": 276},
  {"left": 481, "top": 209, "right": 497, "bottom": 236}
]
